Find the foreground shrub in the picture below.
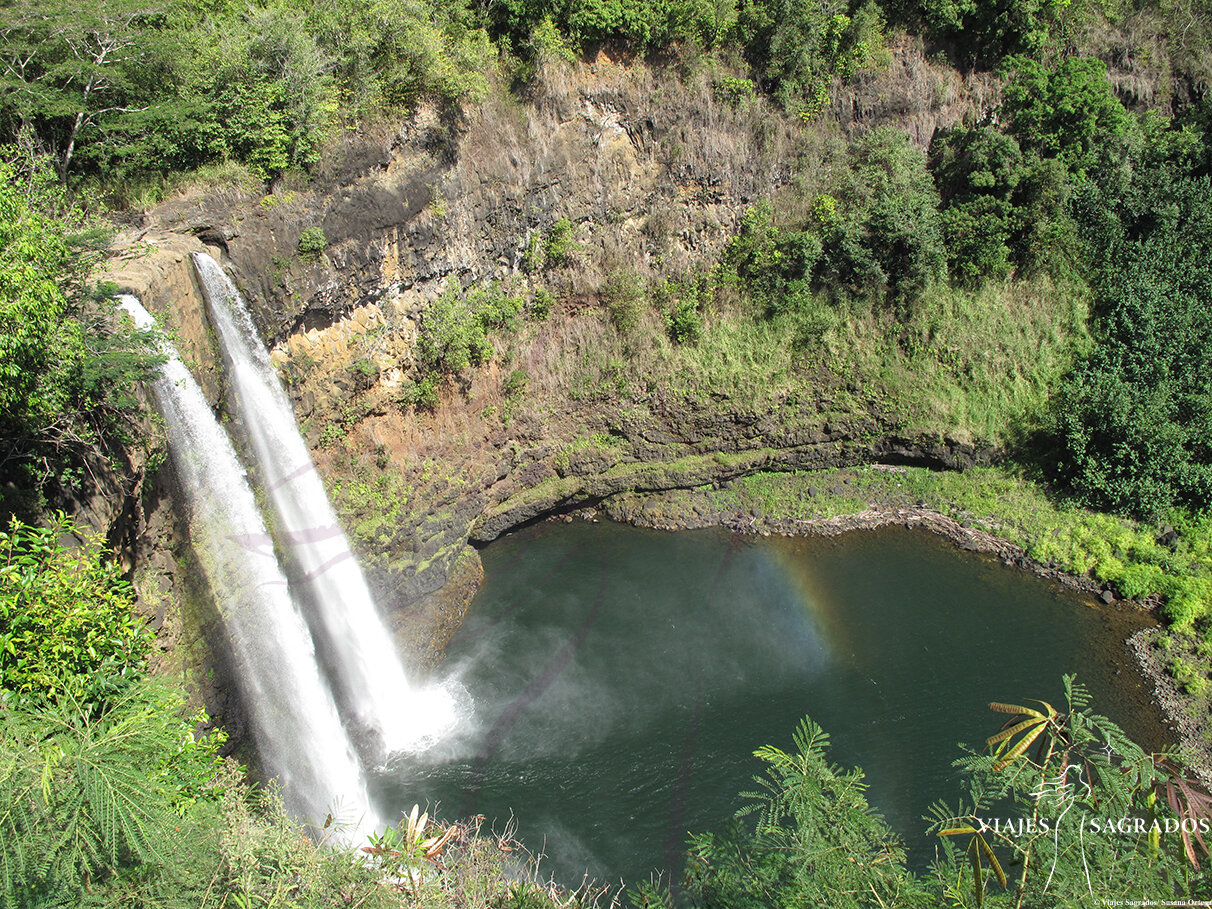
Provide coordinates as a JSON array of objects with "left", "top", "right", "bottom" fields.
[
  {"left": 661, "top": 677, "right": 1211, "bottom": 907},
  {"left": 0, "top": 680, "right": 226, "bottom": 907},
  {"left": 415, "top": 282, "right": 522, "bottom": 377},
  {"left": 0, "top": 513, "right": 150, "bottom": 713}
]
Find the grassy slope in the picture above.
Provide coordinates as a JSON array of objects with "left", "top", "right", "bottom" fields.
[{"left": 534, "top": 270, "right": 1088, "bottom": 445}]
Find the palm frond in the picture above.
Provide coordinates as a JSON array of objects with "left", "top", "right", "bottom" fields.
[
  {"left": 1155, "top": 756, "right": 1212, "bottom": 869},
  {"left": 986, "top": 700, "right": 1057, "bottom": 772}
]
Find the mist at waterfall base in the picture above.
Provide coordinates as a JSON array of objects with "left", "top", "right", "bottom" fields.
[{"left": 380, "top": 519, "right": 1167, "bottom": 888}]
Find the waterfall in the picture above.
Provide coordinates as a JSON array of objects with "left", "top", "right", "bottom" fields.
[
  {"left": 190, "top": 253, "right": 455, "bottom": 758},
  {"left": 119, "top": 295, "right": 377, "bottom": 837}
]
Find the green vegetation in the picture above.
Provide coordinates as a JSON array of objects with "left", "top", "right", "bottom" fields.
[
  {"left": 686, "top": 26, "right": 1208, "bottom": 534},
  {"left": 0, "top": 150, "right": 161, "bottom": 515},
  {"left": 656, "top": 677, "right": 1212, "bottom": 906},
  {"left": 296, "top": 225, "right": 328, "bottom": 258},
  {"left": 602, "top": 268, "right": 645, "bottom": 333},
  {"left": 0, "top": 0, "right": 489, "bottom": 189},
  {"left": 1, "top": 675, "right": 578, "bottom": 907},
  {"left": 1001, "top": 55, "right": 1133, "bottom": 178},
  {"left": 545, "top": 217, "right": 578, "bottom": 267},
  {"left": 0, "top": 514, "right": 150, "bottom": 712},
  {"left": 414, "top": 282, "right": 523, "bottom": 379},
  {"left": 0, "top": 0, "right": 1206, "bottom": 200},
  {"left": 679, "top": 717, "right": 921, "bottom": 907},
  {"left": 657, "top": 274, "right": 708, "bottom": 344},
  {"left": 528, "top": 287, "right": 554, "bottom": 320},
  {"left": 1, "top": 679, "right": 227, "bottom": 907},
  {"left": 520, "top": 217, "right": 581, "bottom": 274},
  {"left": 928, "top": 124, "right": 1065, "bottom": 284},
  {"left": 1045, "top": 150, "right": 1212, "bottom": 522},
  {"left": 823, "top": 127, "right": 948, "bottom": 307},
  {"left": 717, "top": 124, "right": 959, "bottom": 316},
  {"left": 736, "top": 0, "right": 887, "bottom": 118},
  {"left": 330, "top": 460, "right": 411, "bottom": 549}
]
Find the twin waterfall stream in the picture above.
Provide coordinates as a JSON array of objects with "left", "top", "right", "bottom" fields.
[{"left": 121, "top": 254, "right": 456, "bottom": 840}]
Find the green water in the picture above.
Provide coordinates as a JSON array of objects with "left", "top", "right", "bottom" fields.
[{"left": 378, "top": 520, "right": 1167, "bottom": 888}]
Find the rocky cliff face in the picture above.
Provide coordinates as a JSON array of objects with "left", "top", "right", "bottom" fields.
[
  {"left": 106, "top": 232, "right": 221, "bottom": 400},
  {"left": 109, "top": 45, "right": 997, "bottom": 674}
]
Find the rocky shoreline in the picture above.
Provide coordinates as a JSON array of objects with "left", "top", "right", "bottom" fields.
[{"left": 1129, "top": 627, "right": 1212, "bottom": 786}]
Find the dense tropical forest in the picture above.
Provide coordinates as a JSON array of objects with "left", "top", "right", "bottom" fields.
[{"left": 5, "top": 0, "right": 1212, "bottom": 903}]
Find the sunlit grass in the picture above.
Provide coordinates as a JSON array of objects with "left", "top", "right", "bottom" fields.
[
  {"left": 528, "top": 271, "right": 1089, "bottom": 448},
  {"left": 832, "top": 274, "right": 1092, "bottom": 444}
]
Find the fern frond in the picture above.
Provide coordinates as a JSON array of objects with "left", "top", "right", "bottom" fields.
[{"left": 1063, "top": 674, "right": 1090, "bottom": 710}]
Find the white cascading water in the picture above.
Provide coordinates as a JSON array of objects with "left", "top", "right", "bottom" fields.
[
  {"left": 119, "top": 295, "right": 378, "bottom": 838},
  {"left": 191, "top": 253, "right": 455, "bottom": 757}
]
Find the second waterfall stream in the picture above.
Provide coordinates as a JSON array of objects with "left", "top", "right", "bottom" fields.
[
  {"left": 191, "top": 252, "right": 457, "bottom": 760},
  {"left": 118, "top": 294, "right": 376, "bottom": 837}
]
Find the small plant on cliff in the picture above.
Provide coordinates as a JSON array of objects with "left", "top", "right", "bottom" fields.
[
  {"left": 503, "top": 368, "right": 529, "bottom": 400},
  {"left": 522, "top": 232, "right": 546, "bottom": 273},
  {"left": 603, "top": 268, "right": 646, "bottom": 334},
  {"left": 656, "top": 274, "right": 709, "bottom": 344},
  {"left": 399, "top": 375, "right": 439, "bottom": 412},
  {"left": 297, "top": 226, "right": 328, "bottom": 259},
  {"left": 415, "top": 283, "right": 522, "bottom": 379},
  {"left": 528, "top": 287, "right": 554, "bottom": 320},
  {"left": 318, "top": 422, "right": 347, "bottom": 447},
  {"left": 714, "top": 75, "right": 757, "bottom": 107},
  {"left": 498, "top": 368, "right": 529, "bottom": 423},
  {"left": 666, "top": 296, "right": 703, "bottom": 344},
  {"left": 545, "top": 218, "right": 579, "bottom": 267}
]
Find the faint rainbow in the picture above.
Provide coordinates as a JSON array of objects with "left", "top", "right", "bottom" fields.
[{"left": 763, "top": 535, "right": 855, "bottom": 662}]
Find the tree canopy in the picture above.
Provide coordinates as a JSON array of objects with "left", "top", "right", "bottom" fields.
[{"left": 0, "top": 149, "right": 159, "bottom": 513}]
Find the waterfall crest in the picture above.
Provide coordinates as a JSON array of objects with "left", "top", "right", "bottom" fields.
[
  {"left": 190, "top": 254, "right": 455, "bottom": 757},
  {"left": 119, "top": 295, "right": 377, "bottom": 837}
]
